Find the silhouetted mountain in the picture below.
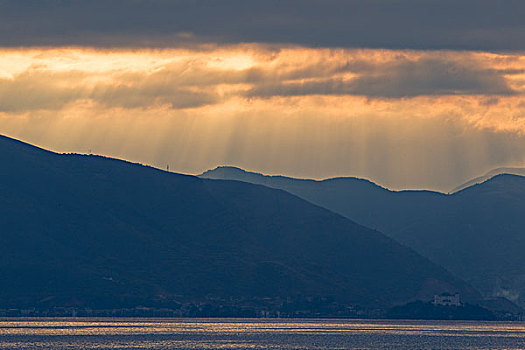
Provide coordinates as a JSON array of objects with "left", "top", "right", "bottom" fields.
[
  {"left": 201, "top": 166, "right": 525, "bottom": 308},
  {"left": 0, "top": 135, "right": 477, "bottom": 311},
  {"left": 451, "top": 167, "right": 525, "bottom": 193}
]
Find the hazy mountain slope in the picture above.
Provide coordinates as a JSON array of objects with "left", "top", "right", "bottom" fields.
[
  {"left": 0, "top": 135, "right": 476, "bottom": 309},
  {"left": 397, "top": 174, "right": 525, "bottom": 305},
  {"left": 200, "top": 166, "right": 446, "bottom": 233},
  {"left": 201, "top": 166, "right": 525, "bottom": 307}
]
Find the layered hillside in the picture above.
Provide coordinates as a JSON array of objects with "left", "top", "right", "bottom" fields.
[
  {"left": 0, "top": 135, "right": 476, "bottom": 310},
  {"left": 201, "top": 166, "right": 525, "bottom": 307}
]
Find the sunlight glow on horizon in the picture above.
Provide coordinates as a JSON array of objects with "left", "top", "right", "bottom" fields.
[{"left": 0, "top": 46, "right": 524, "bottom": 191}]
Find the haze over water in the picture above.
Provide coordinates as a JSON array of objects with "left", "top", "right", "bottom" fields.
[{"left": 1, "top": 318, "right": 524, "bottom": 350}]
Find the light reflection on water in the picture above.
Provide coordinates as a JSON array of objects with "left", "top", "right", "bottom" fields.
[{"left": 0, "top": 318, "right": 524, "bottom": 349}]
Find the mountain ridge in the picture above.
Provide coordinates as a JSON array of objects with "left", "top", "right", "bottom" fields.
[{"left": 201, "top": 165, "right": 524, "bottom": 195}]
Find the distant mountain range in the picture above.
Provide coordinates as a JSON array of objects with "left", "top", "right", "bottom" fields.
[
  {"left": 0, "top": 135, "right": 478, "bottom": 312},
  {"left": 201, "top": 166, "right": 525, "bottom": 308}
]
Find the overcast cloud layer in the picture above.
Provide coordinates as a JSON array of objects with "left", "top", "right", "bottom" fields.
[{"left": 1, "top": 0, "right": 524, "bottom": 50}]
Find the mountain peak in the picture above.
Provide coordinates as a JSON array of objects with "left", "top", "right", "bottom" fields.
[
  {"left": 451, "top": 167, "right": 525, "bottom": 193},
  {"left": 454, "top": 173, "right": 525, "bottom": 196},
  {"left": 201, "top": 165, "right": 250, "bottom": 176}
]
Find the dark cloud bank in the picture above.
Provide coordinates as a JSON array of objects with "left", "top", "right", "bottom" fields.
[
  {"left": 1, "top": 0, "right": 524, "bottom": 50},
  {"left": 247, "top": 58, "right": 518, "bottom": 98}
]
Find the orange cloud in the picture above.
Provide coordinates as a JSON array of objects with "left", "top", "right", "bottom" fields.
[
  {"left": 0, "top": 47, "right": 523, "bottom": 108},
  {"left": 0, "top": 46, "right": 524, "bottom": 190}
]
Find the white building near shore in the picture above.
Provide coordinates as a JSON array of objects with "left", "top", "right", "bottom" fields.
[{"left": 433, "top": 293, "right": 461, "bottom": 306}]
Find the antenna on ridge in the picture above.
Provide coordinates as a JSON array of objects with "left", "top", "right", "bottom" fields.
[{"left": 167, "top": 164, "right": 169, "bottom": 172}]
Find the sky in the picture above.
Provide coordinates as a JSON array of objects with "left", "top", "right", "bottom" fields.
[{"left": 0, "top": 0, "right": 524, "bottom": 191}]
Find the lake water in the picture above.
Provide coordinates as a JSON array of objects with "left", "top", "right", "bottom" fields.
[{"left": 0, "top": 318, "right": 524, "bottom": 349}]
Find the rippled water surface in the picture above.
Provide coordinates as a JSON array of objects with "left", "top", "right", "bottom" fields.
[{"left": 0, "top": 318, "right": 524, "bottom": 349}]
